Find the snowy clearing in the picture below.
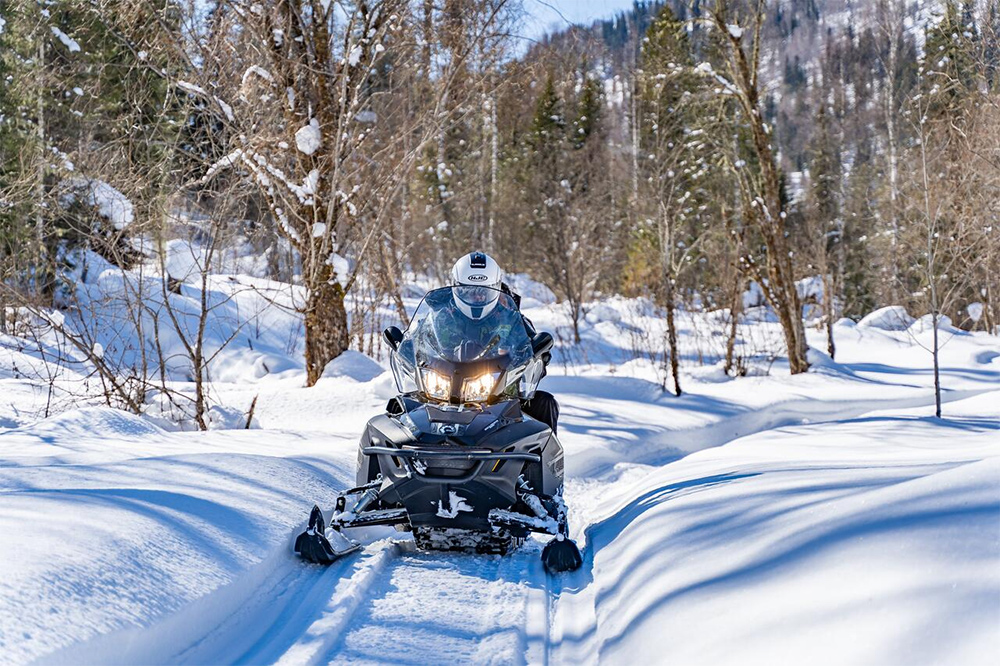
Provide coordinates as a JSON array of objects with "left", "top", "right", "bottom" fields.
[{"left": 1, "top": 285, "right": 999, "bottom": 665}]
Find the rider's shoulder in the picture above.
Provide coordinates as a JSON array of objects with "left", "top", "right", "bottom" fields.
[{"left": 500, "top": 282, "right": 522, "bottom": 308}]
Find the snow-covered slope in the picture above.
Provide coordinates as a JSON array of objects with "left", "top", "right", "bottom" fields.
[{"left": 1, "top": 289, "right": 999, "bottom": 665}]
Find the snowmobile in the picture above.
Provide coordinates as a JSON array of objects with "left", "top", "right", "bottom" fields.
[{"left": 295, "top": 285, "right": 582, "bottom": 573}]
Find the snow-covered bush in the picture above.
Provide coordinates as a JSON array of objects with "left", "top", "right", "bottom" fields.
[{"left": 858, "top": 306, "right": 915, "bottom": 331}]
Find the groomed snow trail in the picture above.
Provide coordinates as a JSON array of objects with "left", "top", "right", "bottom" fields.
[{"left": 25, "top": 382, "right": 998, "bottom": 666}]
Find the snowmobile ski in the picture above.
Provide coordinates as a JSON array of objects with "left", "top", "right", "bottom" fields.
[{"left": 293, "top": 505, "right": 360, "bottom": 564}]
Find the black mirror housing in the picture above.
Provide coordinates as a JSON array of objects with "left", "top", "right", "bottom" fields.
[
  {"left": 383, "top": 325, "right": 404, "bottom": 351},
  {"left": 531, "top": 331, "right": 554, "bottom": 356}
]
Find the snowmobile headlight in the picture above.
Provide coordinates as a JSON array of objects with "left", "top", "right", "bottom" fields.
[
  {"left": 421, "top": 369, "right": 451, "bottom": 401},
  {"left": 462, "top": 372, "right": 497, "bottom": 403}
]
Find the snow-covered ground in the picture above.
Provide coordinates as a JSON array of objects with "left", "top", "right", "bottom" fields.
[{"left": 2, "top": 277, "right": 999, "bottom": 665}]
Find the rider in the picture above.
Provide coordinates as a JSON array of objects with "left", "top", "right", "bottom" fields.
[{"left": 451, "top": 252, "right": 560, "bottom": 433}]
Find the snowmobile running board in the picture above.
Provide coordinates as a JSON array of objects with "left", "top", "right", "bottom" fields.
[{"left": 362, "top": 446, "right": 540, "bottom": 462}]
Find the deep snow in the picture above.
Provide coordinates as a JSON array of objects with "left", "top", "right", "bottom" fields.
[{"left": 1, "top": 280, "right": 999, "bottom": 665}]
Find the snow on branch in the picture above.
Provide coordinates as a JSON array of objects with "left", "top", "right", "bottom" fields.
[
  {"left": 241, "top": 65, "right": 274, "bottom": 87},
  {"left": 694, "top": 62, "right": 739, "bottom": 96},
  {"left": 200, "top": 149, "right": 243, "bottom": 183},
  {"left": 50, "top": 26, "right": 80, "bottom": 52},
  {"left": 177, "top": 80, "right": 207, "bottom": 96}
]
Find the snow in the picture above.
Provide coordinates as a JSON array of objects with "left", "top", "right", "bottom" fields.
[
  {"left": 859, "top": 305, "right": 916, "bottom": 331},
  {"left": 50, "top": 26, "right": 80, "bottom": 53},
  {"left": 295, "top": 118, "right": 322, "bottom": 155},
  {"left": 240, "top": 65, "right": 274, "bottom": 87},
  {"left": 967, "top": 302, "right": 984, "bottom": 322},
  {"left": 436, "top": 491, "right": 474, "bottom": 519},
  {"left": 177, "top": 80, "right": 206, "bottom": 97},
  {"left": 694, "top": 61, "right": 739, "bottom": 96},
  {"left": 347, "top": 45, "right": 363, "bottom": 67},
  {"left": 64, "top": 178, "right": 135, "bottom": 230},
  {"left": 2, "top": 267, "right": 999, "bottom": 664},
  {"left": 727, "top": 24, "right": 743, "bottom": 39},
  {"left": 505, "top": 272, "right": 556, "bottom": 307},
  {"left": 215, "top": 97, "right": 234, "bottom": 122},
  {"left": 909, "top": 313, "right": 954, "bottom": 333},
  {"left": 164, "top": 238, "right": 205, "bottom": 282}
]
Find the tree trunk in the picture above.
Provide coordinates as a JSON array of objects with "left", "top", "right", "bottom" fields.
[
  {"left": 304, "top": 261, "right": 350, "bottom": 387},
  {"left": 932, "top": 310, "right": 942, "bottom": 418},
  {"left": 823, "top": 272, "right": 836, "bottom": 359},
  {"left": 664, "top": 277, "right": 681, "bottom": 396},
  {"left": 380, "top": 241, "right": 409, "bottom": 328},
  {"left": 724, "top": 272, "right": 743, "bottom": 376}
]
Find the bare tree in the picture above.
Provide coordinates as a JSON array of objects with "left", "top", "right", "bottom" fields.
[{"left": 701, "top": 0, "right": 810, "bottom": 374}]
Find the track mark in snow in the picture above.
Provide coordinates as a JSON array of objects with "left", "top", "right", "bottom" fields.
[
  {"left": 265, "top": 540, "right": 401, "bottom": 665},
  {"left": 320, "top": 544, "right": 544, "bottom": 664},
  {"left": 524, "top": 566, "right": 551, "bottom": 665}
]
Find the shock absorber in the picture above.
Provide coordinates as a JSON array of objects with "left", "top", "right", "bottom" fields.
[
  {"left": 350, "top": 486, "right": 380, "bottom": 515},
  {"left": 517, "top": 474, "right": 550, "bottom": 522}
]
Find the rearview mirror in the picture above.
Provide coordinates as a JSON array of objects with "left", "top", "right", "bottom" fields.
[
  {"left": 531, "top": 332, "right": 554, "bottom": 356},
  {"left": 383, "top": 326, "right": 404, "bottom": 351}
]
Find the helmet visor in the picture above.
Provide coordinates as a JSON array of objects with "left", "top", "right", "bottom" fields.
[{"left": 455, "top": 285, "right": 497, "bottom": 308}]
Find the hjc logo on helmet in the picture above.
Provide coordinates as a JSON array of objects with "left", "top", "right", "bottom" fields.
[{"left": 467, "top": 274, "right": 489, "bottom": 282}]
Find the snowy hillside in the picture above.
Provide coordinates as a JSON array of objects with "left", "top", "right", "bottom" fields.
[{"left": 1, "top": 270, "right": 998, "bottom": 665}]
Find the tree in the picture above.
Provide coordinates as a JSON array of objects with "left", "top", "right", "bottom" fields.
[
  {"left": 635, "top": 4, "right": 711, "bottom": 394},
  {"left": 702, "top": 0, "right": 810, "bottom": 374},
  {"left": 806, "top": 100, "right": 843, "bottom": 358},
  {"left": 518, "top": 70, "right": 612, "bottom": 344}
]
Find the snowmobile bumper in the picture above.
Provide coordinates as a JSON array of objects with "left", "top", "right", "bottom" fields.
[{"left": 362, "top": 446, "right": 540, "bottom": 483}]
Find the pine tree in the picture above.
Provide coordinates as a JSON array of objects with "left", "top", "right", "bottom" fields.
[{"left": 923, "top": 0, "right": 979, "bottom": 116}]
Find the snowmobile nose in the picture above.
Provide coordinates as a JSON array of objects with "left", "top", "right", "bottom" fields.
[{"left": 541, "top": 535, "right": 583, "bottom": 573}]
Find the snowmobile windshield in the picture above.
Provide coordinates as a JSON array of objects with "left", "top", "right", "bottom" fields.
[{"left": 406, "top": 286, "right": 532, "bottom": 366}]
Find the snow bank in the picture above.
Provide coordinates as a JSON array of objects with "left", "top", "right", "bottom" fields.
[
  {"left": 505, "top": 272, "right": 556, "bottom": 307},
  {"left": 64, "top": 178, "right": 135, "bottom": 230},
  {"left": 206, "top": 405, "right": 257, "bottom": 430},
  {"left": 164, "top": 238, "right": 206, "bottom": 282},
  {"left": 562, "top": 392, "right": 1000, "bottom": 665},
  {"left": 321, "top": 349, "right": 385, "bottom": 382},
  {"left": 4, "top": 255, "right": 1000, "bottom": 664},
  {"left": 858, "top": 305, "right": 915, "bottom": 331},
  {"left": 908, "top": 313, "right": 955, "bottom": 333}
]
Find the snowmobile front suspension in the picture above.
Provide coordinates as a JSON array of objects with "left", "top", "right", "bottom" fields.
[{"left": 332, "top": 507, "right": 409, "bottom": 529}]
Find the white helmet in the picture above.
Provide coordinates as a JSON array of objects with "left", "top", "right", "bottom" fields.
[
  {"left": 451, "top": 251, "right": 503, "bottom": 289},
  {"left": 451, "top": 252, "right": 503, "bottom": 319}
]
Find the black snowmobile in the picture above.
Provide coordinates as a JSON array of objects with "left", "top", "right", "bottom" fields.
[{"left": 295, "top": 285, "right": 582, "bottom": 573}]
